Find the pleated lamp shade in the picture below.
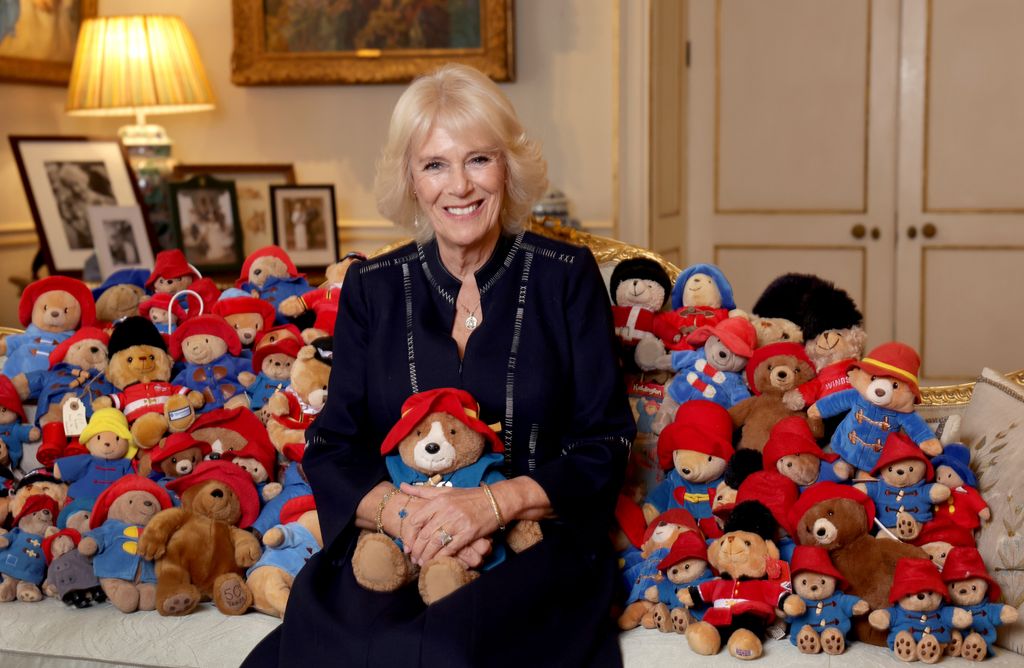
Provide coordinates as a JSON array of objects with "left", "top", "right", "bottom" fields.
[{"left": 65, "top": 15, "right": 214, "bottom": 118}]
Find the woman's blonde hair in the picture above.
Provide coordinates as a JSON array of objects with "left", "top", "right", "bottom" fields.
[{"left": 375, "top": 63, "right": 548, "bottom": 241}]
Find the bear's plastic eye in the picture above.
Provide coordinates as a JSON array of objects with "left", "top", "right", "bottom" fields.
[
  {"left": 827, "top": 510, "right": 834, "bottom": 517},
  {"left": 707, "top": 456, "right": 712, "bottom": 462},
  {"left": 786, "top": 462, "right": 792, "bottom": 468},
  {"left": 871, "top": 375, "right": 878, "bottom": 381},
  {"left": 684, "top": 564, "right": 690, "bottom": 570},
  {"left": 908, "top": 466, "right": 914, "bottom": 472},
  {"left": 450, "top": 429, "right": 457, "bottom": 435},
  {"left": 892, "top": 382, "right": 899, "bottom": 390},
  {"left": 416, "top": 430, "right": 421, "bottom": 436},
  {"left": 801, "top": 579, "right": 807, "bottom": 585},
  {"left": 743, "top": 540, "right": 751, "bottom": 547},
  {"left": 149, "top": 355, "right": 155, "bottom": 360},
  {"left": 171, "top": 457, "right": 177, "bottom": 463},
  {"left": 64, "top": 307, "right": 69, "bottom": 314},
  {"left": 940, "top": 552, "right": 947, "bottom": 558},
  {"left": 888, "top": 466, "right": 894, "bottom": 472},
  {"left": 972, "top": 585, "right": 977, "bottom": 591},
  {"left": 782, "top": 333, "right": 790, "bottom": 340},
  {"left": 127, "top": 357, "right": 133, "bottom": 363}
]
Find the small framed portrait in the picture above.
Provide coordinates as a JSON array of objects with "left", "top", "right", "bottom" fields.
[
  {"left": 173, "top": 163, "right": 296, "bottom": 255},
  {"left": 270, "top": 185, "right": 339, "bottom": 271},
  {"left": 9, "top": 135, "right": 149, "bottom": 275},
  {"left": 169, "top": 175, "right": 244, "bottom": 274},
  {"left": 86, "top": 205, "right": 157, "bottom": 280}
]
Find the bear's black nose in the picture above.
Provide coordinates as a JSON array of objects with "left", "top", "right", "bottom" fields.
[
  {"left": 254, "top": 268, "right": 262, "bottom": 275},
  {"left": 211, "top": 489, "right": 224, "bottom": 498},
  {"left": 717, "top": 350, "right": 727, "bottom": 359},
  {"left": 816, "top": 527, "right": 827, "bottom": 537},
  {"left": 90, "top": 346, "right": 99, "bottom": 354},
  {"left": 425, "top": 443, "right": 441, "bottom": 455},
  {"left": 874, "top": 388, "right": 886, "bottom": 397},
  {"left": 777, "top": 370, "right": 787, "bottom": 379},
  {"left": 896, "top": 469, "right": 905, "bottom": 476},
  {"left": 959, "top": 588, "right": 967, "bottom": 595},
  {"left": 50, "top": 310, "right": 60, "bottom": 318},
  {"left": 143, "top": 500, "right": 153, "bottom": 507},
  {"left": 917, "top": 593, "right": 926, "bottom": 600},
  {"left": 810, "top": 585, "right": 818, "bottom": 592},
  {"left": 681, "top": 468, "right": 691, "bottom": 476}
]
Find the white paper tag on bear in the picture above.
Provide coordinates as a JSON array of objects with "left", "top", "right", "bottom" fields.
[{"left": 62, "top": 399, "right": 88, "bottom": 437}]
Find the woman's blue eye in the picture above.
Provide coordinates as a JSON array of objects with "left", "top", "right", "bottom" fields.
[
  {"left": 470, "top": 155, "right": 491, "bottom": 165},
  {"left": 423, "top": 161, "right": 442, "bottom": 171}
]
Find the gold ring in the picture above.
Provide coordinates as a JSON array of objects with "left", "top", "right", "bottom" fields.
[{"left": 437, "top": 527, "right": 454, "bottom": 548}]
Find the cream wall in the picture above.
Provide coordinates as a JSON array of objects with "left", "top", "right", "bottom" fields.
[{"left": 0, "top": 0, "right": 617, "bottom": 325}]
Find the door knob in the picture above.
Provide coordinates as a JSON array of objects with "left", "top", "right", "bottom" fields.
[
  {"left": 851, "top": 224, "right": 866, "bottom": 239},
  {"left": 907, "top": 226, "right": 917, "bottom": 239},
  {"left": 922, "top": 223, "right": 937, "bottom": 238},
  {"left": 870, "top": 227, "right": 880, "bottom": 240}
]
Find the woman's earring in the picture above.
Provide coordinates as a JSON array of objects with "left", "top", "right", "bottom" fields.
[{"left": 413, "top": 214, "right": 420, "bottom": 228}]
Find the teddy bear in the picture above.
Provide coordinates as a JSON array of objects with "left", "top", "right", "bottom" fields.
[
  {"left": 149, "top": 432, "right": 211, "bottom": 481},
  {"left": 265, "top": 337, "right": 332, "bottom": 459},
  {"left": 245, "top": 494, "right": 321, "bottom": 618},
  {"left": 606, "top": 258, "right": 672, "bottom": 364},
  {"left": 653, "top": 263, "right": 739, "bottom": 351},
  {"left": 856, "top": 433, "right": 951, "bottom": 541},
  {"left": 169, "top": 314, "right": 252, "bottom": 412},
  {"left": 642, "top": 400, "right": 734, "bottom": 524},
  {"left": 913, "top": 524, "right": 977, "bottom": 571},
  {"left": 278, "top": 252, "right": 366, "bottom": 340},
  {"left": 139, "top": 292, "right": 190, "bottom": 333},
  {"left": 254, "top": 324, "right": 304, "bottom": 350},
  {"left": 138, "top": 460, "right": 261, "bottom": 616},
  {"left": 92, "top": 268, "right": 150, "bottom": 325},
  {"left": 41, "top": 527, "right": 106, "bottom": 607},
  {"left": 869, "top": 557, "right": 973, "bottom": 662},
  {"left": 1, "top": 468, "right": 67, "bottom": 529},
  {"left": 235, "top": 245, "right": 311, "bottom": 321},
  {"left": 211, "top": 292, "right": 277, "bottom": 351},
  {"left": 679, "top": 500, "right": 807, "bottom": 660},
  {"left": 188, "top": 406, "right": 272, "bottom": 458},
  {"left": 92, "top": 316, "right": 205, "bottom": 452},
  {"left": 786, "top": 545, "right": 870, "bottom": 655},
  {"left": 789, "top": 482, "right": 929, "bottom": 646},
  {"left": 244, "top": 338, "right": 300, "bottom": 416},
  {"left": 0, "top": 375, "right": 39, "bottom": 469},
  {"left": 808, "top": 342, "right": 942, "bottom": 474},
  {"left": 0, "top": 276, "right": 96, "bottom": 377},
  {"left": 941, "top": 547, "right": 1019, "bottom": 661},
  {"left": 637, "top": 316, "right": 757, "bottom": 434},
  {"left": 222, "top": 439, "right": 282, "bottom": 503},
  {"left": 762, "top": 416, "right": 852, "bottom": 489},
  {"left": 146, "top": 249, "right": 200, "bottom": 295},
  {"left": 728, "top": 342, "right": 822, "bottom": 451},
  {"left": 78, "top": 475, "right": 174, "bottom": 612},
  {"left": 14, "top": 326, "right": 116, "bottom": 468},
  {"left": 929, "top": 444, "right": 990, "bottom": 534},
  {"left": 350, "top": 388, "right": 542, "bottom": 605},
  {"left": 618, "top": 508, "right": 700, "bottom": 630},
  {"left": 53, "top": 407, "right": 137, "bottom": 504},
  {"left": 251, "top": 461, "right": 312, "bottom": 539},
  {"left": 0, "top": 494, "right": 58, "bottom": 602},
  {"left": 643, "top": 530, "right": 714, "bottom": 634}
]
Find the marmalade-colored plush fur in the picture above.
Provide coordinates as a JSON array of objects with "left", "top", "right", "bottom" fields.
[
  {"left": 265, "top": 344, "right": 331, "bottom": 452},
  {"left": 729, "top": 352, "right": 822, "bottom": 451},
  {"left": 137, "top": 480, "right": 260, "bottom": 616}
]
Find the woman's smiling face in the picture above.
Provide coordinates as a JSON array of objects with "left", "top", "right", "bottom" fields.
[{"left": 411, "top": 124, "right": 505, "bottom": 256}]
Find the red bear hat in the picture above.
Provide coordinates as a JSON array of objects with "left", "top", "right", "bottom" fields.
[
  {"left": 149, "top": 432, "right": 212, "bottom": 466},
  {"left": 790, "top": 545, "right": 847, "bottom": 588},
  {"left": 280, "top": 494, "right": 316, "bottom": 525},
  {"left": 643, "top": 509, "right": 700, "bottom": 545},
  {"left": 380, "top": 388, "right": 502, "bottom": 455},
  {"left": 615, "top": 494, "right": 648, "bottom": 549},
  {"left": 788, "top": 481, "right": 876, "bottom": 535},
  {"left": 870, "top": 432, "right": 933, "bottom": 480},
  {"left": 12, "top": 493, "right": 59, "bottom": 526},
  {"left": 139, "top": 293, "right": 189, "bottom": 324},
  {"left": 852, "top": 342, "right": 922, "bottom": 402},
  {"left": 763, "top": 416, "right": 839, "bottom": 471},
  {"left": 913, "top": 523, "right": 976, "bottom": 549},
  {"left": 0, "top": 375, "right": 28, "bottom": 422},
  {"left": 167, "top": 460, "right": 259, "bottom": 529},
  {"left": 686, "top": 316, "right": 757, "bottom": 358},
  {"left": 42, "top": 528, "right": 81, "bottom": 564},
  {"left": 169, "top": 314, "right": 242, "bottom": 360},
  {"left": 189, "top": 407, "right": 274, "bottom": 454},
  {"left": 889, "top": 557, "right": 948, "bottom": 604},
  {"left": 146, "top": 249, "right": 200, "bottom": 289},
  {"left": 254, "top": 324, "right": 304, "bottom": 350},
  {"left": 236, "top": 245, "right": 302, "bottom": 288},
  {"left": 19, "top": 276, "right": 96, "bottom": 328},
  {"left": 940, "top": 547, "right": 1001, "bottom": 600},
  {"left": 222, "top": 439, "right": 278, "bottom": 483},
  {"left": 657, "top": 399, "right": 734, "bottom": 471},
  {"left": 48, "top": 326, "right": 109, "bottom": 369},
  {"left": 212, "top": 296, "right": 277, "bottom": 333},
  {"left": 252, "top": 338, "right": 302, "bottom": 374},
  {"left": 656, "top": 529, "right": 709, "bottom": 571},
  {"left": 89, "top": 476, "right": 173, "bottom": 529},
  {"left": 744, "top": 342, "right": 814, "bottom": 395}
]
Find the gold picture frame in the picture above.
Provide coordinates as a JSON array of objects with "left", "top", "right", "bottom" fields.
[
  {"left": 0, "top": 0, "right": 97, "bottom": 85},
  {"left": 231, "top": 0, "right": 514, "bottom": 85}
]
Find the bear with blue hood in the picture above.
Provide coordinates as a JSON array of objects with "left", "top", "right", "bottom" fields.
[
  {"left": 654, "top": 263, "right": 739, "bottom": 352},
  {"left": 92, "top": 268, "right": 150, "bottom": 324}
]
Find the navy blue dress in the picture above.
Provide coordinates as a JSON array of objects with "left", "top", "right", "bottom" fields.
[{"left": 244, "top": 231, "right": 635, "bottom": 667}]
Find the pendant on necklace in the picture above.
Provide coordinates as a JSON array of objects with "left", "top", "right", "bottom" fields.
[{"left": 465, "top": 314, "right": 479, "bottom": 330}]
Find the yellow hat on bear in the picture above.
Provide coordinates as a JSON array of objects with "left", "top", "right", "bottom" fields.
[{"left": 79, "top": 407, "right": 136, "bottom": 459}]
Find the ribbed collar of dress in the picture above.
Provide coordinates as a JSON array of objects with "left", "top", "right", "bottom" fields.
[{"left": 417, "top": 231, "right": 524, "bottom": 305}]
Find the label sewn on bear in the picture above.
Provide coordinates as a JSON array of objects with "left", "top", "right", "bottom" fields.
[{"left": 63, "top": 399, "right": 88, "bottom": 436}]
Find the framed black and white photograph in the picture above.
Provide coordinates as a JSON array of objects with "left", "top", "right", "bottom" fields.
[
  {"left": 9, "top": 135, "right": 148, "bottom": 274},
  {"left": 86, "top": 205, "right": 156, "bottom": 279},
  {"left": 169, "top": 175, "right": 244, "bottom": 274},
  {"left": 270, "top": 184, "right": 338, "bottom": 271}
]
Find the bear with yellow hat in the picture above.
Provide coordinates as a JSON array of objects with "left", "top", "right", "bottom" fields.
[{"left": 53, "top": 408, "right": 136, "bottom": 504}]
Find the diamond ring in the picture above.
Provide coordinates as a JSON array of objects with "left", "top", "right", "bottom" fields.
[{"left": 437, "top": 527, "right": 454, "bottom": 548}]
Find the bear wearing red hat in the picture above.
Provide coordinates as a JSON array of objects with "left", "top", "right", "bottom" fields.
[
  {"left": 786, "top": 545, "right": 869, "bottom": 655},
  {"left": 869, "top": 557, "right": 973, "bottom": 661},
  {"left": 222, "top": 438, "right": 281, "bottom": 503},
  {"left": 856, "top": 432, "right": 952, "bottom": 541},
  {"left": 0, "top": 493, "right": 58, "bottom": 602},
  {"left": 245, "top": 494, "right": 322, "bottom": 618},
  {"left": 636, "top": 316, "right": 756, "bottom": 434},
  {"left": 139, "top": 292, "right": 191, "bottom": 333},
  {"left": 809, "top": 341, "right": 943, "bottom": 473},
  {"left": 242, "top": 338, "right": 301, "bottom": 413},
  {"left": 138, "top": 460, "right": 261, "bottom": 616},
  {"left": 941, "top": 546, "right": 1019, "bottom": 660},
  {"left": 645, "top": 530, "right": 714, "bottom": 634},
  {"left": 169, "top": 314, "right": 251, "bottom": 412},
  {"left": 913, "top": 523, "right": 977, "bottom": 571},
  {"left": 212, "top": 294, "right": 277, "bottom": 349},
  {"left": 235, "top": 245, "right": 310, "bottom": 323},
  {"left": 0, "top": 375, "right": 39, "bottom": 469},
  {"left": 763, "top": 416, "right": 851, "bottom": 489},
  {"left": 643, "top": 400, "right": 734, "bottom": 524},
  {"left": 146, "top": 249, "right": 200, "bottom": 293},
  {"left": 351, "top": 388, "right": 542, "bottom": 607},
  {"left": 0, "top": 276, "right": 96, "bottom": 377}
]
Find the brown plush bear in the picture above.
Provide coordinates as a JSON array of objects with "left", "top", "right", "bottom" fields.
[
  {"left": 138, "top": 460, "right": 261, "bottom": 616},
  {"left": 149, "top": 433, "right": 211, "bottom": 479},
  {"left": 728, "top": 342, "right": 822, "bottom": 451},
  {"left": 246, "top": 495, "right": 321, "bottom": 618},
  {"left": 212, "top": 295, "right": 277, "bottom": 349},
  {"left": 78, "top": 476, "right": 174, "bottom": 612},
  {"left": 278, "top": 254, "right": 364, "bottom": 341},
  {"left": 188, "top": 406, "right": 271, "bottom": 457},
  {"left": 146, "top": 249, "right": 200, "bottom": 294},
  {"left": 265, "top": 338, "right": 332, "bottom": 459},
  {"left": 96, "top": 284, "right": 147, "bottom": 324},
  {"left": 749, "top": 315, "right": 803, "bottom": 348},
  {"left": 0, "top": 495, "right": 59, "bottom": 602},
  {"left": 785, "top": 545, "right": 869, "bottom": 655},
  {"left": 941, "top": 547, "right": 1019, "bottom": 661},
  {"left": 351, "top": 388, "right": 542, "bottom": 605},
  {"left": 790, "top": 482, "right": 928, "bottom": 646},
  {"left": 1, "top": 470, "right": 68, "bottom": 529}
]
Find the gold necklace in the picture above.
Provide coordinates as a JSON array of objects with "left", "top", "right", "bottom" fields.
[{"left": 462, "top": 300, "right": 481, "bottom": 330}]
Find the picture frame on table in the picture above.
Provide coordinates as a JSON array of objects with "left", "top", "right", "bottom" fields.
[
  {"left": 86, "top": 205, "right": 156, "bottom": 280},
  {"left": 169, "top": 175, "right": 244, "bottom": 274},
  {"left": 231, "top": 0, "right": 514, "bottom": 85},
  {"left": 0, "top": 0, "right": 98, "bottom": 85},
  {"left": 270, "top": 184, "right": 338, "bottom": 271},
  {"left": 172, "top": 163, "right": 295, "bottom": 255},
  {"left": 9, "top": 135, "right": 149, "bottom": 275}
]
